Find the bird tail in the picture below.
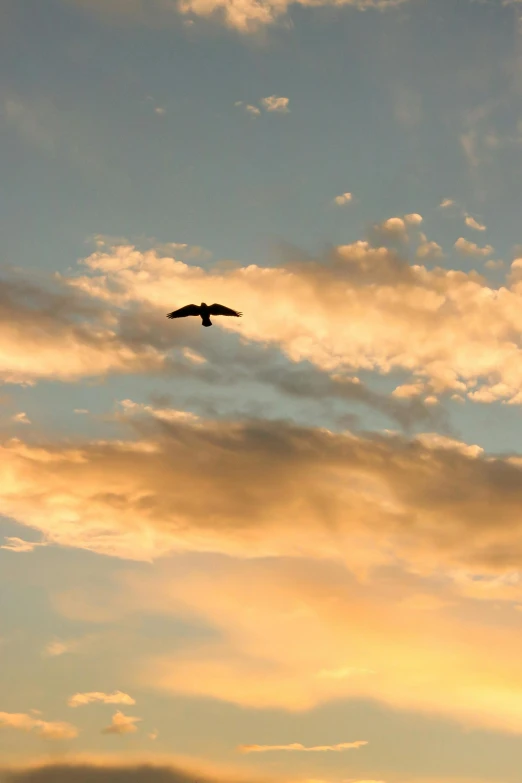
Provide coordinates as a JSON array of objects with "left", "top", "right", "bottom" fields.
[{"left": 202, "top": 318, "right": 212, "bottom": 327}]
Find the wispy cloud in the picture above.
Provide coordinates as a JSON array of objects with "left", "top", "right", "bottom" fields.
[
  {"left": 1, "top": 536, "right": 45, "bottom": 553},
  {"left": 68, "top": 691, "right": 136, "bottom": 708},
  {"left": 465, "top": 215, "right": 487, "bottom": 231},
  {"left": 0, "top": 711, "right": 78, "bottom": 740},
  {"left": 439, "top": 198, "right": 455, "bottom": 208},
  {"left": 238, "top": 741, "right": 368, "bottom": 753}
]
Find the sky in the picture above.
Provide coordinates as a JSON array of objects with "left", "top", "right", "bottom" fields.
[{"left": 3, "top": 0, "right": 522, "bottom": 782}]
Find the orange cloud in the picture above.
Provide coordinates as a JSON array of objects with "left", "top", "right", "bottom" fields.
[
  {"left": 0, "top": 712, "right": 78, "bottom": 740},
  {"left": 68, "top": 691, "right": 135, "bottom": 708},
  {"left": 238, "top": 742, "right": 367, "bottom": 753},
  {"left": 62, "top": 239, "right": 522, "bottom": 405},
  {"left": 101, "top": 711, "right": 141, "bottom": 735}
]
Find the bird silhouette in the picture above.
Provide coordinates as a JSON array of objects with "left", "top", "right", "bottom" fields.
[{"left": 166, "top": 302, "right": 242, "bottom": 327}]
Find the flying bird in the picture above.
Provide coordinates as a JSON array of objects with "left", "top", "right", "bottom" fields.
[{"left": 166, "top": 302, "right": 242, "bottom": 327}]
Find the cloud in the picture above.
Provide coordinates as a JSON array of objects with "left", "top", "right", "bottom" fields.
[
  {"left": 68, "top": 692, "right": 135, "bottom": 708},
  {"left": 454, "top": 237, "right": 493, "bottom": 257},
  {"left": 404, "top": 213, "right": 423, "bottom": 225},
  {"left": 416, "top": 235, "right": 444, "bottom": 260},
  {"left": 0, "top": 272, "right": 170, "bottom": 385},
  {"left": 238, "top": 741, "right": 367, "bottom": 753},
  {"left": 439, "top": 198, "right": 455, "bottom": 208},
  {"left": 154, "top": 107, "right": 166, "bottom": 116},
  {"left": 0, "top": 712, "right": 78, "bottom": 740},
  {"left": 0, "top": 536, "right": 44, "bottom": 553},
  {"left": 465, "top": 215, "right": 487, "bottom": 231},
  {"left": 333, "top": 193, "right": 353, "bottom": 206},
  {"left": 0, "top": 758, "right": 261, "bottom": 783},
  {"left": 11, "top": 412, "right": 31, "bottom": 424},
  {"left": 101, "top": 711, "right": 141, "bottom": 735},
  {"left": 63, "top": 238, "right": 522, "bottom": 406},
  {"left": 43, "top": 639, "right": 77, "bottom": 657},
  {"left": 260, "top": 96, "right": 289, "bottom": 113},
  {"left": 177, "top": 0, "right": 409, "bottom": 31},
  {"left": 4, "top": 410, "right": 522, "bottom": 583},
  {"left": 234, "top": 101, "right": 260, "bottom": 116}
]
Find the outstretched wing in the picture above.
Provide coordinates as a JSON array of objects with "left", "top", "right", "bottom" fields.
[
  {"left": 208, "top": 303, "right": 242, "bottom": 317},
  {"left": 166, "top": 304, "right": 200, "bottom": 319}
]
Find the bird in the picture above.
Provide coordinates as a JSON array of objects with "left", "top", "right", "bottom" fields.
[{"left": 166, "top": 302, "right": 242, "bottom": 327}]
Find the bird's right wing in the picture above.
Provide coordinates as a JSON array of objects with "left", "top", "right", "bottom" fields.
[
  {"left": 208, "top": 303, "right": 242, "bottom": 317},
  {"left": 166, "top": 304, "right": 200, "bottom": 319}
]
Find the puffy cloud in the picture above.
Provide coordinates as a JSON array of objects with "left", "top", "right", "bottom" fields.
[
  {"left": 68, "top": 692, "right": 135, "bottom": 708},
  {"left": 333, "top": 192, "right": 353, "bottom": 206},
  {"left": 454, "top": 237, "right": 493, "bottom": 257},
  {"left": 416, "top": 234, "right": 444, "bottom": 259},
  {"left": 64, "top": 240, "right": 522, "bottom": 405},
  {"left": 465, "top": 215, "right": 487, "bottom": 231},
  {"left": 0, "top": 712, "right": 78, "bottom": 740},
  {"left": 238, "top": 741, "right": 367, "bottom": 753},
  {"left": 260, "top": 96, "right": 289, "bottom": 113},
  {"left": 404, "top": 213, "right": 423, "bottom": 225},
  {"left": 101, "top": 711, "right": 141, "bottom": 735}
]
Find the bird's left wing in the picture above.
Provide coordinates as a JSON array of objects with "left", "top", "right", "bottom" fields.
[
  {"left": 166, "top": 304, "right": 200, "bottom": 319},
  {"left": 208, "top": 303, "right": 242, "bottom": 317}
]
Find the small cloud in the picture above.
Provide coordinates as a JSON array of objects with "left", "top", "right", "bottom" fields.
[
  {"left": 439, "top": 198, "right": 455, "bottom": 208},
  {"left": 154, "top": 107, "right": 166, "bottom": 116},
  {"left": 0, "top": 711, "right": 78, "bottom": 740},
  {"left": 44, "top": 640, "right": 76, "bottom": 657},
  {"left": 238, "top": 741, "right": 368, "bottom": 753},
  {"left": 101, "top": 710, "right": 141, "bottom": 735},
  {"left": 404, "top": 213, "right": 423, "bottom": 225},
  {"left": 416, "top": 234, "right": 444, "bottom": 259},
  {"left": 68, "top": 691, "right": 135, "bottom": 708},
  {"left": 333, "top": 192, "right": 353, "bottom": 206},
  {"left": 485, "top": 259, "right": 504, "bottom": 270},
  {"left": 1, "top": 536, "right": 44, "bottom": 553},
  {"left": 454, "top": 237, "right": 493, "bottom": 257},
  {"left": 11, "top": 412, "right": 30, "bottom": 424},
  {"left": 465, "top": 215, "right": 487, "bottom": 231},
  {"left": 74, "top": 409, "right": 89, "bottom": 414},
  {"left": 148, "top": 728, "right": 159, "bottom": 740},
  {"left": 261, "top": 95, "right": 290, "bottom": 113},
  {"left": 234, "top": 101, "right": 260, "bottom": 117}
]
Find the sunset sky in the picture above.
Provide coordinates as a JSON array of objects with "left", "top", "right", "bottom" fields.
[{"left": 2, "top": 1, "right": 522, "bottom": 782}]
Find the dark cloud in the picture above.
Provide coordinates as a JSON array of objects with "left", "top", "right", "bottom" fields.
[{"left": 1, "top": 763, "right": 255, "bottom": 783}]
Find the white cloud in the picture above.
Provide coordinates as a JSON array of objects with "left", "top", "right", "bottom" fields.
[
  {"left": 454, "top": 237, "right": 493, "bottom": 257},
  {"left": 465, "top": 215, "right": 487, "bottom": 231},
  {"left": 0, "top": 711, "right": 78, "bottom": 740},
  {"left": 261, "top": 95, "right": 290, "bottom": 113},
  {"left": 101, "top": 710, "right": 142, "bottom": 735},
  {"left": 439, "top": 198, "right": 455, "bottom": 208},
  {"left": 68, "top": 691, "right": 136, "bottom": 708},
  {"left": 238, "top": 741, "right": 367, "bottom": 753},
  {"left": 404, "top": 213, "right": 423, "bottom": 225}
]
